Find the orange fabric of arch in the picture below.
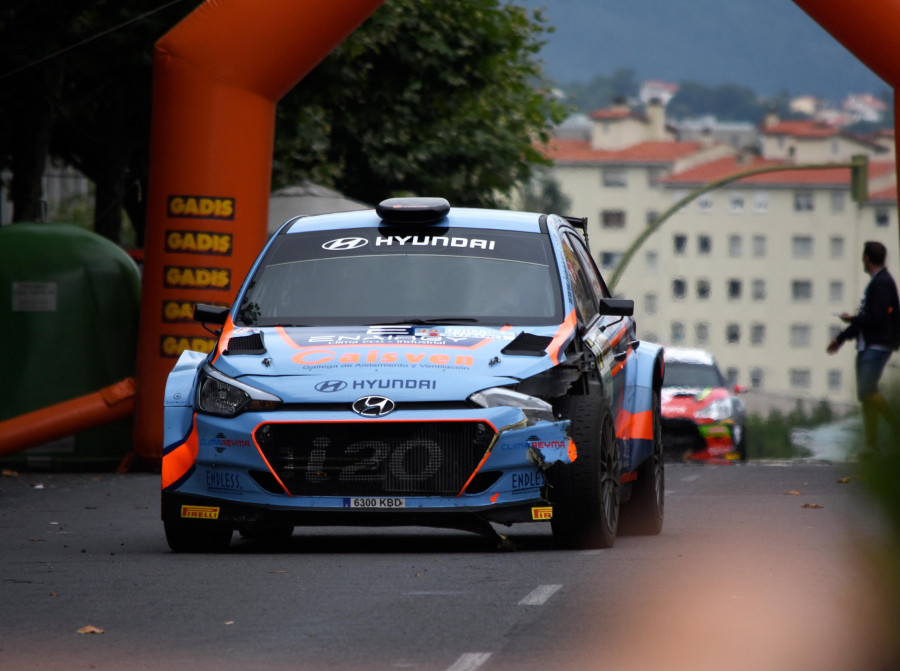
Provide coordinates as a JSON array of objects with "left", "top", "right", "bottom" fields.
[{"left": 134, "top": 0, "right": 384, "bottom": 464}]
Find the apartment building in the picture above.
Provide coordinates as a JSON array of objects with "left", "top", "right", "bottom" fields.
[{"left": 540, "top": 104, "right": 899, "bottom": 408}]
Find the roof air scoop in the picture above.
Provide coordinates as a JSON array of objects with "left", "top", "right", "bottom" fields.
[{"left": 376, "top": 197, "right": 450, "bottom": 225}]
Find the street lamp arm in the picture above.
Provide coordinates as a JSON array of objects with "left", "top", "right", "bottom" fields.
[{"left": 607, "top": 156, "right": 867, "bottom": 291}]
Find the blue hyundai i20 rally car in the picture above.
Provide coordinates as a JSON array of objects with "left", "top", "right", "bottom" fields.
[{"left": 162, "top": 198, "right": 665, "bottom": 551}]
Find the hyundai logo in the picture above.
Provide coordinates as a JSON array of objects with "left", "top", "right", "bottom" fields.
[
  {"left": 352, "top": 395, "right": 396, "bottom": 417},
  {"left": 322, "top": 237, "right": 369, "bottom": 251},
  {"left": 315, "top": 380, "right": 347, "bottom": 393}
]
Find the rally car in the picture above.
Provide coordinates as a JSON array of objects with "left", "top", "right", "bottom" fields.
[
  {"left": 162, "top": 197, "right": 665, "bottom": 551},
  {"left": 660, "top": 347, "right": 747, "bottom": 463}
]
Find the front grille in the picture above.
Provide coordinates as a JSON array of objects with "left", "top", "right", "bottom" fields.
[
  {"left": 255, "top": 421, "right": 495, "bottom": 497},
  {"left": 661, "top": 418, "right": 705, "bottom": 455}
]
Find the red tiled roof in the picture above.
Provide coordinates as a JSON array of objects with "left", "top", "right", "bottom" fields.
[
  {"left": 539, "top": 138, "right": 703, "bottom": 164},
  {"left": 763, "top": 120, "right": 839, "bottom": 138},
  {"left": 869, "top": 161, "right": 896, "bottom": 179},
  {"left": 662, "top": 155, "right": 855, "bottom": 186},
  {"left": 589, "top": 108, "right": 633, "bottom": 120},
  {"left": 870, "top": 185, "right": 897, "bottom": 202}
]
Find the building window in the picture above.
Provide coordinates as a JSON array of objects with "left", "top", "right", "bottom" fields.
[
  {"left": 646, "top": 210, "right": 659, "bottom": 227},
  {"left": 876, "top": 208, "right": 890, "bottom": 227},
  {"left": 673, "top": 234, "right": 687, "bottom": 255},
  {"left": 672, "top": 278, "right": 687, "bottom": 299},
  {"left": 830, "top": 236, "right": 844, "bottom": 259},
  {"left": 725, "top": 323, "right": 740, "bottom": 343},
  {"left": 752, "top": 235, "right": 766, "bottom": 258},
  {"left": 753, "top": 192, "right": 769, "bottom": 213},
  {"left": 600, "top": 251, "right": 622, "bottom": 269},
  {"left": 696, "top": 279, "right": 711, "bottom": 300},
  {"left": 645, "top": 292, "right": 657, "bottom": 315},
  {"left": 697, "top": 235, "right": 712, "bottom": 254},
  {"left": 751, "top": 279, "right": 766, "bottom": 300},
  {"left": 828, "top": 369, "right": 842, "bottom": 392},
  {"left": 831, "top": 191, "right": 845, "bottom": 214},
  {"left": 829, "top": 280, "right": 844, "bottom": 303},
  {"left": 671, "top": 321, "right": 685, "bottom": 343},
  {"left": 601, "top": 210, "right": 626, "bottom": 228},
  {"left": 602, "top": 169, "right": 626, "bottom": 187},
  {"left": 790, "top": 324, "right": 811, "bottom": 347},
  {"left": 790, "top": 369, "right": 811, "bottom": 389},
  {"left": 727, "top": 279, "right": 742, "bottom": 300},
  {"left": 750, "top": 323, "right": 765, "bottom": 345},
  {"left": 645, "top": 250, "right": 659, "bottom": 274},
  {"left": 695, "top": 322, "right": 709, "bottom": 344},
  {"left": 728, "top": 192, "right": 745, "bottom": 213},
  {"left": 728, "top": 234, "right": 742, "bottom": 257},
  {"left": 750, "top": 367, "right": 764, "bottom": 389},
  {"left": 792, "top": 280, "right": 813, "bottom": 301},
  {"left": 698, "top": 193, "right": 713, "bottom": 212},
  {"left": 794, "top": 191, "right": 815, "bottom": 211},
  {"left": 792, "top": 235, "right": 814, "bottom": 258},
  {"left": 725, "top": 368, "right": 739, "bottom": 388}
]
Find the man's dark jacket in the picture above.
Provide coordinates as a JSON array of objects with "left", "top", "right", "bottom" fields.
[{"left": 837, "top": 267, "right": 900, "bottom": 349}]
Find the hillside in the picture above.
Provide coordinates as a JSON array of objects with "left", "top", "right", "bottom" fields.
[{"left": 515, "top": 0, "right": 888, "bottom": 103}]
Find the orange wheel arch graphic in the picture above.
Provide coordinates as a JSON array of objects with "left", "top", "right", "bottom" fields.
[{"left": 134, "top": 0, "right": 383, "bottom": 463}]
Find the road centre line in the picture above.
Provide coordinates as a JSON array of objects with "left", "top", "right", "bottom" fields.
[
  {"left": 517, "top": 583, "right": 562, "bottom": 606},
  {"left": 445, "top": 652, "right": 492, "bottom": 671}
]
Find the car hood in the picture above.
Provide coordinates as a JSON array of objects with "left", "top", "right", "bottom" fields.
[
  {"left": 660, "top": 386, "right": 730, "bottom": 419},
  {"left": 209, "top": 324, "right": 570, "bottom": 403}
]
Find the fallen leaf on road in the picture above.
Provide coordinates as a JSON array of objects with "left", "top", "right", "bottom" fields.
[
  {"left": 2, "top": 469, "right": 19, "bottom": 477},
  {"left": 801, "top": 503, "right": 823, "bottom": 509},
  {"left": 837, "top": 477, "right": 851, "bottom": 484},
  {"left": 77, "top": 626, "right": 104, "bottom": 635},
  {"left": 785, "top": 490, "right": 801, "bottom": 495},
  {"left": 224, "top": 621, "right": 234, "bottom": 626}
]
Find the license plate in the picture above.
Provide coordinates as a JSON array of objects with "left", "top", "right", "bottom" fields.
[{"left": 345, "top": 497, "right": 406, "bottom": 509}]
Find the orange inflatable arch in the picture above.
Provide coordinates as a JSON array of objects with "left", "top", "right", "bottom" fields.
[{"left": 132, "top": 0, "right": 900, "bottom": 463}]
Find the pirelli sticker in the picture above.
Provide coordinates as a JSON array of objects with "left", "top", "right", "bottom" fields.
[
  {"left": 531, "top": 506, "right": 553, "bottom": 520},
  {"left": 181, "top": 505, "right": 220, "bottom": 520},
  {"left": 161, "top": 335, "right": 218, "bottom": 358},
  {"left": 166, "top": 230, "right": 233, "bottom": 256},
  {"left": 164, "top": 266, "right": 231, "bottom": 291},
  {"left": 167, "top": 195, "right": 235, "bottom": 220}
]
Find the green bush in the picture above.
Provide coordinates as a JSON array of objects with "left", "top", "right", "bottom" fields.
[{"left": 746, "top": 399, "right": 840, "bottom": 459}]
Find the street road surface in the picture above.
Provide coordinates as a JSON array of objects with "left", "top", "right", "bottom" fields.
[{"left": 0, "top": 461, "right": 893, "bottom": 671}]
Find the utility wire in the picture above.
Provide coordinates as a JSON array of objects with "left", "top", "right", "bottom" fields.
[{"left": 0, "top": 0, "right": 190, "bottom": 82}]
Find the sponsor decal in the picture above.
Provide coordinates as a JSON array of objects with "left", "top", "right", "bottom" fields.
[
  {"left": 315, "top": 380, "right": 347, "bottom": 393},
  {"left": 531, "top": 506, "right": 553, "bottom": 520},
  {"left": 164, "top": 266, "right": 231, "bottom": 291},
  {"left": 167, "top": 196, "right": 235, "bottom": 220},
  {"left": 322, "top": 237, "right": 368, "bottom": 251},
  {"left": 344, "top": 497, "right": 406, "bottom": 509},
  {"left": 199, "top": 436, "right": 252, "bottom": 449},
  {"left": 375, "top": 235, "right": 495, "bottom": 250},
  {"left": 206, "top": 471, "right": 243, "bottom": 492},
  {"left": 511, "top": 471, "right": 545, "bottom": 490},
  {"left": 528, "top": 440, "right": 567, "bottom": 451},
  {"left": 352, "top": 379, "right": 435, "bottom": 390},
  {"left": 180, "top": 505, "right": 220, "bottom": 519},
  {"left": 293, "top": 348, "right": 474, "bottom": 367},
  {"left": 160, "top": 335, "right": 217, "bottom": 358},
  {"left": 165, "top": 230, "right": 233, "bottom": 255}
]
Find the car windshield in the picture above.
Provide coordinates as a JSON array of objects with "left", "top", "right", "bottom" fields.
[
  {"left": 663, "top": 361, "right": 726, "bottom": 389},
  {"left": 235, "top": 226, "right": 563, "bottom": 327}
]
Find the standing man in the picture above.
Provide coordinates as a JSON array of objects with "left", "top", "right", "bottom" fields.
[{"left": 827, "top": 240, "right": 900, "bottom": 448}]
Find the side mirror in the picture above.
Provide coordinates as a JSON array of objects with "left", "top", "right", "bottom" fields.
[
  {"left": 194, "top": 304, "right": 229, "bottom": 325},
  {"left": 599, "top": 298, "right": 634, "bottom": 317}
]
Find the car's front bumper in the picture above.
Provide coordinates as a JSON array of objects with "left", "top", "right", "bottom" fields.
[{"left": 661, "top": 417, "right": 742, "bottom": 461}]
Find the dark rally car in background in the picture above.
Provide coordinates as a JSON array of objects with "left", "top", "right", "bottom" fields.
[
  {"left": 660, "top": 347, "right": 747, "bottom": 463},
  {"left": 162, "top": 197, "right": 665, "bottom": 551}
]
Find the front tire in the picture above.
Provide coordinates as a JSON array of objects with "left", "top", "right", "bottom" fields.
[{"left": 550, "top": 394, "right": 620, "bottom": 549}]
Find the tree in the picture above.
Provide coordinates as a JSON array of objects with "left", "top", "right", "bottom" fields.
[{"left": 274, "top": 0, "right": 567, "bottom": 207}]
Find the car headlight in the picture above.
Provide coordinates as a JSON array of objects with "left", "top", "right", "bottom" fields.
[
  {"left": 196, "top": 364, "right": 282, "bottom": 417},
  {"left": 468, "top": 387, "right": 555, "bottom": 424},
  {"left": 696, "top": 397, "right": 734, "bottom": 421}
]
